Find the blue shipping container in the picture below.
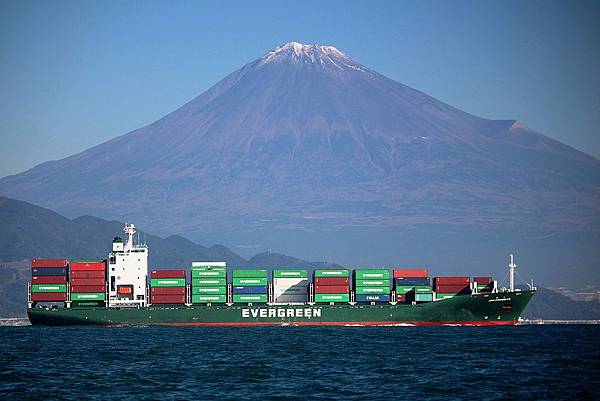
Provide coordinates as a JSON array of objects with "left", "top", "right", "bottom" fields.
[
  {"left": 394, "top": 277, "right": 430, "bottom": 286},
  {"left": 31, "top": 267, "right": 67, "bottom": 276},
  {"left": 356, "top": 294, "right": 391, "bottom": 302},
  {"left": 233, "top": 286, "right": 268, "bottom": 294}
]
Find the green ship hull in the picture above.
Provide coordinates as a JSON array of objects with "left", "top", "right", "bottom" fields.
[{"left": 28, "top": 290, "right": 534, "bottom": 326}]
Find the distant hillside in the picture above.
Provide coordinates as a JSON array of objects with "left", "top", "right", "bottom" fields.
[
  {"left": 522, "top": 287, "right": 600, "bottom": 320},
  {"left": 0, "top": 196, "right": 341, "bottom": 269}
]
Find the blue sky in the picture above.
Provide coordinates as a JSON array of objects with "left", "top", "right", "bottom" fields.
[{"left": 1, "top": 0, "right": 599, "bottom": 177}]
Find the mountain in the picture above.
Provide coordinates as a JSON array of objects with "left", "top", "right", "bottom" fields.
[
  {"left": 1, "top": 42, "right": 599, "bottom": 285},
  {"left": 0, "top": 196, "right": 341, "bottom": 269},
  {"left": 521, "top": 287, "right": 600, "bottom": 320}
]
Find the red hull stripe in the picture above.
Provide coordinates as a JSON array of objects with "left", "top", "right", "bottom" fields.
[{"left": 135, "top": 320, "right": 517, "bottom": 327}]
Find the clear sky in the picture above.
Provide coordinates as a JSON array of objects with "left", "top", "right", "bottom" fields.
[{"left": 1, "top": 0, "right": 599, "bottom": 177}]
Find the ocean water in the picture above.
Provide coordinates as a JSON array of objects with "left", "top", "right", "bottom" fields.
[{"left": 1, "top": 325, "right": 599, "bottom": 400}]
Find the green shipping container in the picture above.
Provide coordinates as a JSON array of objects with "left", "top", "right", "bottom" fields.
[
  {"left": 70, "top": 301, "right": 105, "bottom": 308},
  {"left": 191, "top": 270, "right": 227, "bottom": 278},
  {"left": 31, "top": 284, "right": 67, "bottom": 292},
  {"left": 150, "top": 278, "right": 186, "bottom": 287},
  {"left": 413, "top": 286, "right": 433, "bottom": 293},
  {"left": 192, "top": 278, "right": 227, "bottom": 286},
  {"left": 233, "top": 277, "right": 268, "bottom": 286},
  {"left": 436, "top": 293, "right": 456, "bottom": 300},
  {"left": 355, "top": 279, "right": 391, "bottom": 287},
  {"left": 233, "top": 294, "right": 268, "bottom": 303},
  {"left": 233, "top": 269, "right": 268, "bottom": 278},
  {"left": 415, "top": 293, "right": 434, "bottom": 302},
  {"left": 314, "top": 269, "right": 349, "bottom": 278},
  {"left": 192, "top": 294, "right": 227, "bottom": 303},
  {"left": 191, "top": 286, "right": 226, "bottom": 295},
  {"left": 71, "top": 293, "right": 105, "bottom": 301},
  {"left": 273, "top": 270, "right": 308, "bottom": 278},
  {"left": 354, "top": 269, "right": 391, "bottom": 279},
  {"left": 355, "top": 287, "right": 389, "bottom": 295},
  {"left": 315, "top": 293, "right": 350, "bottom": 302},
  {"left": 395, "top": 285, "right": 415, "bottom": 294}
]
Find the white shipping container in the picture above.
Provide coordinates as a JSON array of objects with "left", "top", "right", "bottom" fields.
[
  {"left": 192, "top": 261, "right": 226, "bottom": 267},
  {"left": 273, "top": 278, "right": 309, "bottom": 287},
  {"left": 274, "top": 287, "right": 309, "bottom": 297},
  {"left": 274, "top": 294, "right": 309, "bottom": 303}
]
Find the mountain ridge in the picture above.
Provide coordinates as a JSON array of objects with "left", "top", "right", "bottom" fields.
[{"left": 0, "top": 195, "right": 341, "bottom": 269}]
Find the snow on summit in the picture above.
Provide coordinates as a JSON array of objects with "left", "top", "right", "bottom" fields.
[{"left": 259, "top": 41, "right": 364, "bottom": 71}]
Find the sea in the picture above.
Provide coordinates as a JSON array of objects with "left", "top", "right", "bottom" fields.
[{"left": 1, "top": 324, "right": 599, "bottom": 400}]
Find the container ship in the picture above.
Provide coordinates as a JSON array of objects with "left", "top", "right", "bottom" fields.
[{"left": 27, "top": 224, "right": 536, "bottom": 326}]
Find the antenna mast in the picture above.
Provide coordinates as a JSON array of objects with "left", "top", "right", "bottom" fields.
[{"left": 509, "top": 254, "right": 517, "bottom": 292}]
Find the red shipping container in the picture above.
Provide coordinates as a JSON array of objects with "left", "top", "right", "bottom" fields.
[
  {"left": 70, "top": 278, "right": 107, "bottom": 286},
  {"left": 314, "top": 285, "right": 350, "bottom": 294},
  {"left": 31, "top": 292, "right": 67, "bottom": 302},
  {"left": 434, "top": 277, "right": 470, "bottom": 285},
  {"left": 70, "top": 270, "right": 106, "bottom": 279},
  {"left": 70, "top": 261, "right": 106, "bottom": 271},
  {"left": 393, "top": 269, "right": 428, "bottom": 278},
  {"left": 396, "top": 294, "right": 406, "bottom": 302},
  {"left": 474, "top": 277, "right": 492, "bottom": 285},
  {"left": 32, "top": 276, "right": 67, "bottom": 284},
  {"left": 314, "top": 277, "right": 350, "bottom": 286},
  {"left": 435, "top": 285, "right": 469, "bottom": 293},
  {"left": 151, "top": 295, "right": 185, "bottom": 304},
  {"left": 150, "top": 269, "right": 186, "bottom": 278},
  {"left": 70, "top": 285, "right": 105, "bottom": 293},
  {"left": 31, "top": 259, "right": 68, "bottom": 268},
  {"left": 151, "top": 287, "right": 186, "bottom": 296}
]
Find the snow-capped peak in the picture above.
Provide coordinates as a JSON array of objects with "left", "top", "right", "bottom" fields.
[{"left": 259, "top": 41, "right": 364, "bottom": 70}]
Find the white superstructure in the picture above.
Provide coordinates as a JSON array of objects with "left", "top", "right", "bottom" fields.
[{"left": 108, "top": 223, "right": 148, "bottom": 307}]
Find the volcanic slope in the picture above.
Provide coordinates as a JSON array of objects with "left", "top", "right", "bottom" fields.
[{"left": 1, "top": 42, "right": 599, "bottom": 280}]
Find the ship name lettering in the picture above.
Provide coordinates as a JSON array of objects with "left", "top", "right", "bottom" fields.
[{"left": 241, "top": 308, "right": 322, "bottom": 319}]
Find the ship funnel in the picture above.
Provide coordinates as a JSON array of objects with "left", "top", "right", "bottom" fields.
[{"left": 112, "top": 236, "right": 124, "bottom": 252}]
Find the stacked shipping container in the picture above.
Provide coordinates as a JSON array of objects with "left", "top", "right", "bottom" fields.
[
  {"left": 70, "top": 260, "right": 107, "bottom": 306},
  {"left": 354, "top": 269, "right": 391, "bottom": 302},
  {"left": 273, "top": 270, "right": 308, "bottom": 303},
  {"left": 150, "top": 270, "right": 186, "bottom": 304},
  {"left": 314, "top": 269, "right": 350, "bottom": 302},
  {"left": 433, "top": 277, "right": 470, "bottom": 300},
  {"left": 393, "top": 269, "right": 432, "bottom": 303},
  {"left": 191, "top": 264, "right": 227, "bottom": 304},
  {"left": 233, "top": 269, "right": 268, "bottom": 303},
  {"left": 31, "top": 259, "right": 68, "bottom": 302}
]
